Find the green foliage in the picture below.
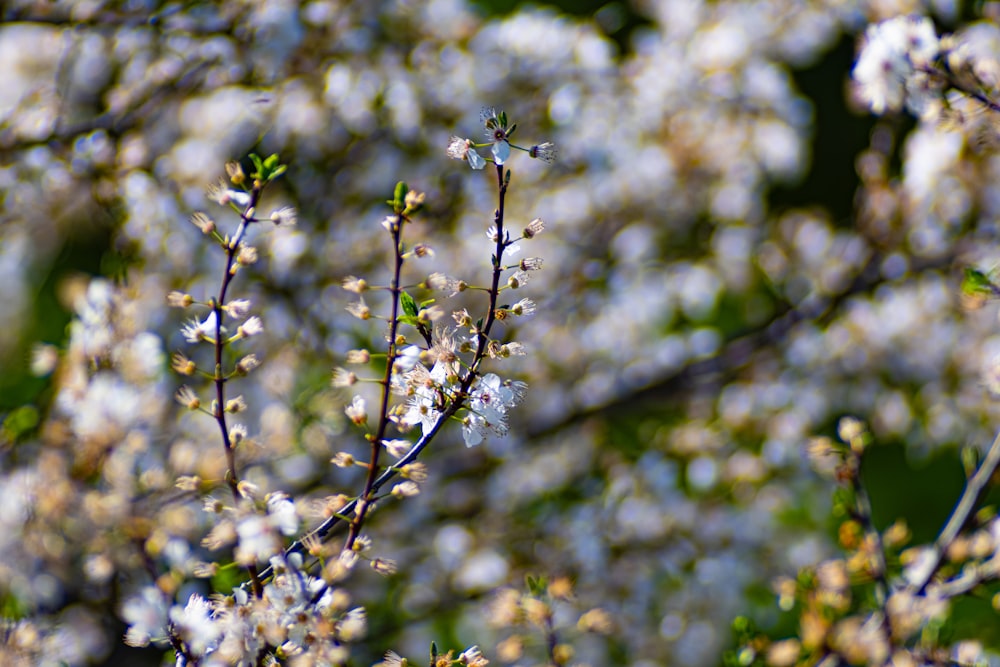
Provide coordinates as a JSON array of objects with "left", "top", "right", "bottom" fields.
[
  {"left": 1, "top": 406, "right": 39, "bottom": 443},
  {"left": 248, "top": 153, "right": 286, "bottom": 183},
  {"left": 390, "top": 180, "right": 408, "bottom": 214},
  {"left": 399, "top": 290, "right": 419, "bottom": 319}
]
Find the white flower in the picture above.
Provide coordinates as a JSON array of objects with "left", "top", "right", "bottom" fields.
[
  {"left": 523, "top": 218, "right": 545, "bottom": 238},
  {"left": 170, "top": 594, "right": 222, "bottom": 656},
  {"left": 481, "top": 106, "right": 511, "bottom": 165},
  {"left": 209, "top": 182, "right": 251, "bottom": 206},
  {"left": 380, "top": 651, "right": 408, "bottom": 667},
  {"left": 382, "top": 438, "right": 413, "bottom": 458},
  {"left": 338, "top": 607, "right": 367, "bottom": 641},
  {"left": 462, "top": 413, "right": 491, "bottom": 447},
  {"left": 393, "top": 345, "right": 423, "bottom": 372},
  {"left": 235, "top": 514, "right": 282, "bottom": 565},
  {"left": 510, "top": 298, "right": 536, "bottom": 316},
  {"left": 238, "top": 316, "right": 263, "bottom": 338},
  {"left": 229, "top": 423, "right": 247, "bottom": 444},
  {"left": 269, "top": 205, "right": 297, "bottom": 225},
  {"left": 459, "top": 645, "right": 488, "bottom": 665},
  {"left": 122, "top": 586, "right": 169, "bottom": 647},
  {"left": 853, "top": 16, "right": 939, "bottom": 114},
  {"left": 401, "top": 361, "right": 454, "bottom": 433},
  {"left": 446, "top": 136, "right": 486, "bottom": 170},
  {"left": 529, "top": 142, "right": 557, "bottom": 163},
  {"left": 392, "top": 480, "right": 420, "bottom": 498},
  {"left": 461, "top": 374, "right": 526, "bottom": 447},
  {"left": 225, "top": 299, "right": 252, "bottom": 319},
  {"left": 267, "top": 492, "right": 299, "bottom": 536},
  {"left": 181, "top": 311, "right": 218, "bottom": 343},
  {"left": 345, "top": 395, "right": 367, "bottom": 425}
]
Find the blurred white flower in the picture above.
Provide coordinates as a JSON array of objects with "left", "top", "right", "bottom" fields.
[
  {"left": 122, "top": 586, "right": 168, "bottom": 647},
  {"left": 853, "top": 16, "right": 939, "bottom": 114},
  {"left": 169, "top": 594, "right": 222, "bottom": 656}
]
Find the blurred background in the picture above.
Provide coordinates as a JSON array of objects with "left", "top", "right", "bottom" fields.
[{"left": 1, "top": 0, "right": 999, "bottom": 664}]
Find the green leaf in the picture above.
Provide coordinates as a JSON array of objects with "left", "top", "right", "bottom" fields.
[
  {"left": 2, "top": 405, "right": 39, "bottom": 441},
  {"left": 249, "top": 153, "right": 264, "bottom": 175},
  {"left": 419, "top": 298, "right": 436, "bottom": 308},
  {"left": 399, "top": 291, "right": 418, "bottom": 318},
  {"left": 524, "top": 573, "right": 547, "bottom": 596},
  {"left": 397, "top": 314, "right": 420, "bottom": 326},
  {"left": 831, "top": 487, "right": 852, "bottom": 517},
  {"left": 393, "top": 181, "right": 408, "bottom": 213},
  {"left": 961, "top": 445, "right": 980, "bottom": 479},
  {"left": 963, "top": 267, "right": 996, "bottom": 296}
]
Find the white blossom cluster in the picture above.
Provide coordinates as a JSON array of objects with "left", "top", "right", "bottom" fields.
[
  {"left": 853, "top": 15, "right": 940, "bottom": 115},
  {"left": 399, "top": 363, "right": 528, "bottom": 447},
  {"left": 122, "top": 553, "right": 365, "bottom": 664}
]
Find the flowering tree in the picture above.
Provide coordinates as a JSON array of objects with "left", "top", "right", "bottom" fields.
[{"left": 3, "top": 1, "right": 1000, "bottom": 666}]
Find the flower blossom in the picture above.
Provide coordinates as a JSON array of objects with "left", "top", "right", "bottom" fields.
[
  {"left": 481, "top": 106, "right": 511, "bottom": 165},
  {"left": 122, "top": 586, "right": 169, "bottom": 647},
  {"left": 447, "top": 136, "right": 486, "bottom": 170},
  {"left": 853, "top": 15, "right": 940, "bottom": 114},
  {"left": 462, "top": 373, "right": 527, "bottom": 447},
  {"left": 181, "top": 311, "right": 219, "bottom": 343},
  {"left": 169, "top": 594, "right": 222, "bottom": 657}
]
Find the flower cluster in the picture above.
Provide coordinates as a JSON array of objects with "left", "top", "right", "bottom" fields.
[
  {"left": 114, "top": 113, "right": 553, "bottom": 664},
  {"left": 447, "top": 107, "right": 556, "bottom": 170},
  {"left": 853, "top": 14, "right": 1000, "bottom": 126},
  {"left": 853, "top": 15, "right": 939, "bottom": 115},
  {"left": 123, "top": 553, "right": 366, "bottom": 664}
]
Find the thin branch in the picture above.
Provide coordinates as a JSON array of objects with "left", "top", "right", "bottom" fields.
[
  {"left": 256, "top": 162, "right": 516, "bottom": 585},
  {"left": 907, "top": 426, "right": 1000, "bottom": 594},
  {"left": 343, "top": 211, "right": 406, "bottom": 551},
  {"left": 850, "top": 461, "right": 894, "bottom": 640},
  {"left": 212, "top": 188, "right": 264, "bottom": 597}
]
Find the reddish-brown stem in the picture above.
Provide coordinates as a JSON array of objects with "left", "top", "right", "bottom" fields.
[
  {"left": 256, "top": 164, "right": 517, "bottom": 584},
  {"left": 344, "top": 212, "right": 407, "bottom": 552},
  {"left": 470, "top": 163, "right": 509, "bottom": 373},
  {"left": 213, "top": 186, "right": 263, "bottom": 597}
]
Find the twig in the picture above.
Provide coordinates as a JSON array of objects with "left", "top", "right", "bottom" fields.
[
  {"left": 906, "top": 427, "right": 1000, "bottom": 594},
  {"left": 343, "top": 209, "right": 407, "bottom": 552},
  {"left": 256, "top": 162, "right": 514, "bottom": 584},
  {"left": 211, "top": 186, "right": 264, "bottom": 597},
  {"left": 850, "top": 462, "right": 894, "bottom": 639}
]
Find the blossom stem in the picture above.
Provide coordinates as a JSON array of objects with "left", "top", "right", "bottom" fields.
[
  {"left": 256, "top": 163, "right": 517, "bottom": 584},
  {"left": 213, "top": 185, "right": 263, "bottom": 597},
  {"left": 916, "top": 64, "right": 1000, "bottom": 115},
  {"left": 850, "top": 460, "right": 894, "bottom": 641},
  {"left": 468, "top": 163, "right": 509, "bottom": 376},
  {"left": 344, "top": 212, "right": 407, "bottom": 552}
]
